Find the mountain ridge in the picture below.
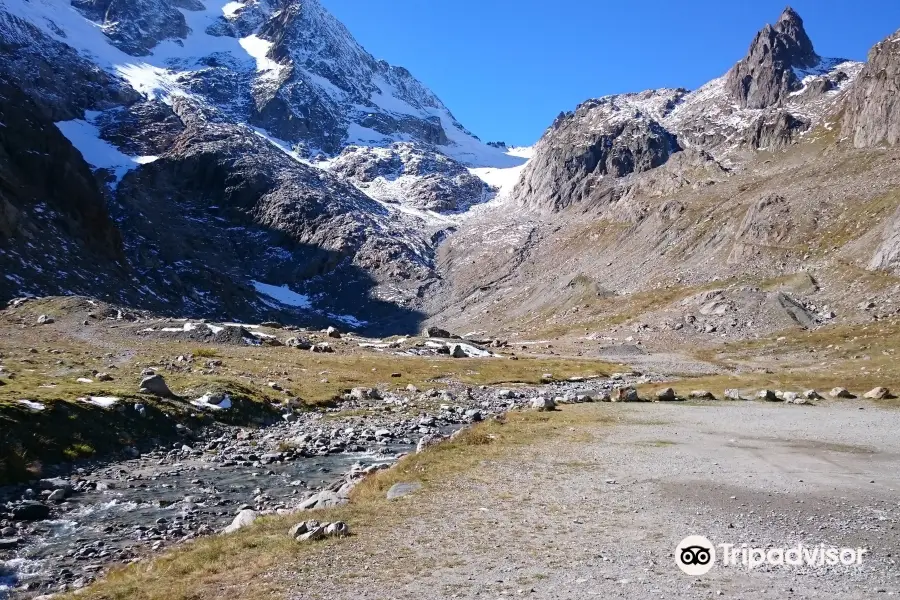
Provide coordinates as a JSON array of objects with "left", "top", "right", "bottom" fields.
[{"left": 0, "top": 2, "right": 899, "bottom": 344}]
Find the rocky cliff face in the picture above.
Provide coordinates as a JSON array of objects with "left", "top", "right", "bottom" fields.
[
  {"left": 71, "top": 0, "right": 195, "bottom": 56},
  {"left": 513, "top": 91, "right": 684, "bottom": 212},
  {"left": 841, "top": 29, "right": 900, "bottom": 148},
  {"left": 0, "top": 77, "right": 130, "bottom": 301}
]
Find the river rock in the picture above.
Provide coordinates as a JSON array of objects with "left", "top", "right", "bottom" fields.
[
  {"left": 324, "top": 521, "right": 350, "bottom": 538},
  {"left": 140, "top": 374, "right": 173, "bottom": 397},
  {"left": 48, "top": 488, "right": 69, "bottom": 503},
  {"left": 222, "top": 509, "right": 257, "bottom": 534},
  {"left": 350, "top": 387, "right": 376, "bottom": 401},
  {"left": 613, "top": 387, "right": 639, "bottom": 402},
  {"left": 531, "top": 396, "right": 556, "bottom": 411},
  {"left": 416, "top": 434, "right": 445, "bottom": 453},
  {"left": 298, "top": 490, "right": 347, "bottom": 511},
  {"left": 12, "top": 501, "right": 50, "bottom": 521},
  {"left": 387, "top": 481, "right": 422, "bottom": 500},
  {"left": 655, "top": 388, "right": 677, "bottom": 401}
]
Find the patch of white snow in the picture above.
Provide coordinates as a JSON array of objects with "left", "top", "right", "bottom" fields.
[{"left": 251, "top": 281, "right": 312, "bottom": 308}]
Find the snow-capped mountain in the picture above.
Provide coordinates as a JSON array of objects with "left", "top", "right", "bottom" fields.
[
  {"left": 0, "top": 0, "right": 517, "bottom": 166},
  {"left": 0, "top": 0, "right": 524, "bottom": 332}
]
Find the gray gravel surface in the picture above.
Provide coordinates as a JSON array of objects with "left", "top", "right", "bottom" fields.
[{"left": 284, "top": 401, "right": 900, "bottom": 599}]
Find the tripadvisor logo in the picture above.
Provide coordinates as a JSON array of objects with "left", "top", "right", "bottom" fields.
[
  {"left": 675, "top": 536, "right": 869, "bottom": 574},
  {"left": 676, "top": 535, "right": 716, "bottom": 575}
]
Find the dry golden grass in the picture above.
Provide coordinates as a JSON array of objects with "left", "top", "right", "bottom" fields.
[
  {"left": 0, "top": 299, "right": 620, "bottom": 480},
  {"left": 0, "top": 333, "right": 619, "bottom": 408},
  {"left": 66, "top": 405, "right": 612, "bottom": 600}
]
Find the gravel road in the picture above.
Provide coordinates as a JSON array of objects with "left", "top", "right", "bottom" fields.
[{"left": 285, "top": 401, "right": 900, "bottom": 599}]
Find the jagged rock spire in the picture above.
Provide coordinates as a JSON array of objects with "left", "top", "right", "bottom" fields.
[
  {"left": 773, "top": 6, "right": 819, "bottom": 69},
  {"left": 724, "top": 6, "right": 821, "bottom": 109}
]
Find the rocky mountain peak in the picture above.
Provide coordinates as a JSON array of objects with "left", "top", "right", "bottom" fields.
[
  {"left": 725, "top": 7, "right": 824, "bottom": 109},
  {"left": 773, "top": 6, "right": 819, "bottom": 69}
]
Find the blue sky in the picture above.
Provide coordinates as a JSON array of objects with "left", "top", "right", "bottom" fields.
[{"left": 320, "top": 0, "right": 900, "bottom": 147}]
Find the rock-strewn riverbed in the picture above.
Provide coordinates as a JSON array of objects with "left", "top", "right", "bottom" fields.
[{"left": 0, "top": 375, "right": 651, "bottom": 598}]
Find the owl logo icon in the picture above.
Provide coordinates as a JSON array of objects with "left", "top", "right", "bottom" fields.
[{"left": 675, "top": 536, "right": 716, "bottom": 575}]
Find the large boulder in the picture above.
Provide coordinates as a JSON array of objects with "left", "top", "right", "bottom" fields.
[
  {"left": 613, "top": 387, "right": 640, "bottom": 403},
  {"left": 863, "top": 387, "right": 891, "bottom": 400},
  {"left": 423, "top": 326, "right": 452, "bottom": 338},
  {"left": 139, "top": 374, "right": 173, "bottom": 397},
  {"left": 655, "top": 388, "right": 677, "bottom": 401}
]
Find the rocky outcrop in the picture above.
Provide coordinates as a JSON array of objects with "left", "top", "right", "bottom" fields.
[
  {"left": 869, "top": 204, "right": 900, "bottom": 273},
  {"left": 742, "top": 111, "right": 810, "bottom": 149},
  {"left": 103, "top": 103, "right": 431, "bottom": 328},
  {"left": 728, "top": 194, "right": 795, "bottom": 263},
  {"left": 71, "top": 0, "right": 195, "bottom": 56},
  {"left": 244, "top": 0, "right": 459, "bottom": 154},
  {"left": 330, "top": 143, "right": 491, "bottom": 212},
  {"left": 724, "top": 7, "right": 823, "bottom": 109},
  {"left": 95, "top": 100, "right": 186, "bottom": 155},
  {"left": 513, "top": 91, "right": 683, "bottom": 211},
  {"left": 841, "top": 29, "right": 900, "bottom": 148}
]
